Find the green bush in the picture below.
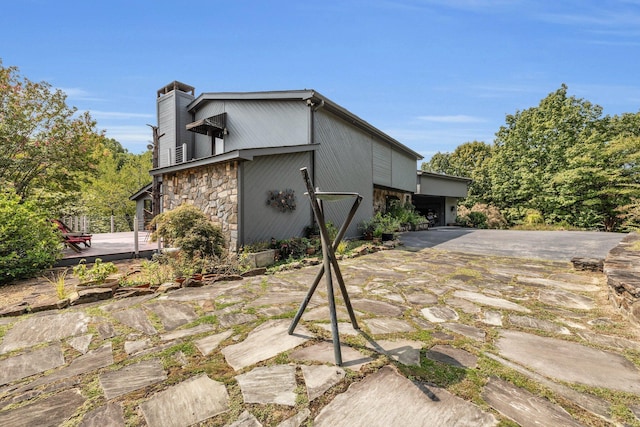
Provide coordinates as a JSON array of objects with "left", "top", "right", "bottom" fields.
[
  {"left": 457, "top": 203, "right": 506, "bottom": 229},
  {"left": 72, "top": 258, "right": 118, "bottom": 284},
  {"left": 150, "top": 204, "right": 225, "bottom": 259},
  {"left": 387, "top": 200, "right": 427, "bottom": 228},
  {"left": 467, "top": 211, "right": 488, "bottom": 228},
  {"left": 0, "top": 192, "right": 62, "bottom": 284}
]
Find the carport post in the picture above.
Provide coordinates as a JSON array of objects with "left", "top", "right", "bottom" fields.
[{"left": 134, "top": 215, "right": 139, "bottom": 257}]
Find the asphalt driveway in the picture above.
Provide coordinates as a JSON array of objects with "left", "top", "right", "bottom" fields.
[{"left": 399, "top": 227, "right": 627, "bottom": 261}]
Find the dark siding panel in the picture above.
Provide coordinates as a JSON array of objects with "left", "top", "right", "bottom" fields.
[
  {"left": 314, "top": 110, "right": 374, "bottom": 238},
  {"left": 241, "top": 152, "right": 313, "bottom": 245}
]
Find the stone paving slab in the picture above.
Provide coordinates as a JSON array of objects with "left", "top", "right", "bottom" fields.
[
  {"left": 316, "top": 322, "right": 359, "bottom": 336},
  {"left": 421, "top": 306, "right": 459, "bottom": 323},
  {"left": 482, "top": 377, "right": 584, "bottom": 427},
  {"left": 350, "top": 298, "right": 404, "bottom": 316},
  {"left": 0, "top": 388, "right": 85, "bottom": 427},
  {"left": 363, "top": 317, "right": 415, "bottom": 335},
  {"left": 111, "top": 307, "right": 157, "bottom": 335},
  {"left": 442, "top": 322, "right": 486, "bottom": 341},
  {"left": 222, "top": 319, "right": 312, "bottom": 371},
  {"left": 278, "top": 408, "right": 311, "bottom": 427},
  {"left": 68, "top": 334, "right": 93, "bottom": 354},
  {"left": 159, "top": 323, "right": 215, "bottom": 341},
  {"left": 538, "top": 289, "right": 595, "bottom": 310},
  {"left": 447, "top": 297, "right": 481, "bottom": 314},
  {"left": 124, "top": 339, "right": 151, "bottom": 355},
  {"left": 218, "top": 312, "right": 258, "bottom": 328},
  {"left": 0, "top": 344, "right": 65, "bottom": 386},
  {"left": 100, "top": 294, "right": 155, "bottom": 312},
  {"left": 300, "top": 365, "right": 346, "bottom": 401},
  {"left": 452, "top": 290, "right": 531, "bottom": 313},
  {"left": 144, "top": 300, "right": 198, "bottom": 330},
  {"left": 508, "top": 314, "right": 571, "bottom": 335},
  {"left": 229, "top": 410, "right": 262, "bottom": 427},
  {"left": 99, "top": 359, "right": 167, "bottom": 400},
  {"left": 301, "top": 305, "right": 356, "bottom": 321},
  {"left": 140, "top": 374, "right": 229, "bottom": 427},
  {"left": 485, "top": 352, "right": 613, "bottom": 424},
  {"left": 163, "top": 282, "right": 245, "bottom": 302},
  {"left": 19, "top": 343, "right": 113, "bottom": 392},
  {"left": 517, "top": 276, "right": 600, "bottom": 292},
  {"left": 314, "top": 366, "right": 497, "bottom": 426},
  {"left": 79, "top": 402, "right": 125, "bottom": 427},
  {"left": 289, "top": 341, "right": 374, "bottom": 371},
  {"left": 236, "top": 365, "right": 297, "bottom": 406},
  {"left": 426, "top": 344, "right": 478, "bottom": 369},
  {"left": 0, "top": 311, "right": 90, "bottom": 354},
  {"left": 497, "top": 329, "right": 640, "bottom": 394},
  {"left": 482, "top": 310, "right": 503, "bottom": 326},
  {"left": 195, "top": 330, "right": 234, "bottom": 356},
  {"left": 368, "top": 339, "right": 423, "bottom": 366}
]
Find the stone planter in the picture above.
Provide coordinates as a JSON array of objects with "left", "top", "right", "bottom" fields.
[{"left": 246, "top": 249, "right": 276, "bottom": 268}]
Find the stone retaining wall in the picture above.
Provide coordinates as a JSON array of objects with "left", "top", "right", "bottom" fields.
[
  {"left": 373, "top": 188, "right": 411, "bottom": 213},
  {"left": 162, "top": 161, "right": 239, "bottom": 251},
  {"left": 603, "top": 232, "right": 640, "bottom": 326}
]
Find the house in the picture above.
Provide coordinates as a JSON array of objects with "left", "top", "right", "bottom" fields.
[
  {"left": 413, "top": 171, "right": 472, "bottom": 226},
  {"left": 150, "top": 81, "right": 423, "bottom": 250},
  {"left": 129, "top": 183, "right": 153, "bottom": 229}
]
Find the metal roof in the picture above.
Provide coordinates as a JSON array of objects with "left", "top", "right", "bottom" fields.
[
  {"left": 187, "top": 89, "right": 423, "bottom": 160},
  {"left": 417, "top": 170, "right": 472, "bottom": 183},
  {"left": 150, "top": 144, "right": 319, "bottom": 176}
]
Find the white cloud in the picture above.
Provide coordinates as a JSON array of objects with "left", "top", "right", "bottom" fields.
[
  {"left": 57, "top": 87, "right": 104, "bottom": 102},
  {"left": 90, "top": 110, "right": 154, "bottom": 119}
]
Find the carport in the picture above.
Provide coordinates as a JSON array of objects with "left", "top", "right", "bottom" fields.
[{"left": 414, "top": 171, "right": 471, "bottom": 226}]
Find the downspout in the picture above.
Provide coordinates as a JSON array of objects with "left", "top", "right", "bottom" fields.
[{"left": 307, "top": 98, "right": 325, "bottom": 226}]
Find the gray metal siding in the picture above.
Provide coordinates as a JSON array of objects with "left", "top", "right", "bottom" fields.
[
  {"left": 157, "top": 90, "right": 194, "bottom": 166},
  {"left": 241, "top": 152, "right": 313, "bottom": 245},
  {"left": 194, "top": 100, "right": 308, "bottom": 153},
  {"left": 314, "top": 110, "right": 374, "bottom": 237},
  {"left": 176, "top": 92, "right": 194, "bottom": 159},
  {"left": 157, "top": 94, "right": 176, "bottom": 167},
  {"left": 372, "top": 139, "right": 392, "bottom": 187},
  {"left": 418, "top": 175, "right": 469, "bottom": 197},
  {"left": 391, "top": 148, "right": 418, "bottom": 192},
  {"left": 193, "top": 101, "right": 225, "bottom": 159}
]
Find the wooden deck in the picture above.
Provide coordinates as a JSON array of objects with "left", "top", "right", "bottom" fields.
[{"left": 56, "top": 231, "right": 161, "bottom": 267}]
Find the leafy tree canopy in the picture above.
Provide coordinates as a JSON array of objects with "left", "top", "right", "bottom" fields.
[{"left": 0, "top": 60, "right": 105, "bottom": 201}]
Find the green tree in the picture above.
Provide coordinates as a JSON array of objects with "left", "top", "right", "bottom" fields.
[
  {"left": 0, "top": 60, "right": 103, "bottom": 201},
  {"left": 488, "top": 84, "right": 603, "bottom": 223},
  {"left": 421, "top": 152, "right": 452, "bottom": 174},
  {"left": 78, "top": 141, "right": 152, "bottom": 231},
  {"left": 421, "top": 141, "right": 492, "bottom": 206},
  {"left": 0, "top": 190, "right": 61, "bottom": 283}
]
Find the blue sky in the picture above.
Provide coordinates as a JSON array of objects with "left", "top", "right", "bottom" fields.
[{"left": 1, "top": 0, "right": 639, "bottom": 161}]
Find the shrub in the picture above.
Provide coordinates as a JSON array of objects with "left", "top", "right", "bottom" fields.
[
  {"left": 0, "top": 191, "right": 62, "bottom": 284},
  {"left": 457, "top": 203, "right": 506, "bottom": 229},
  {"left": 387, "top": 200, "right": 427, "bottom": 228},
  {"left": 524, "top": 209, "right": 544, "bottom": 225},
  {"left": 150, "top": 204, "right": 225, "bottom": 259},
  {"left": 73, "top": 258, "right": 118, "bottom": 284}
]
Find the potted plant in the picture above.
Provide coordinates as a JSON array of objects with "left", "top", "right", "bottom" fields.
[{"left": 359, "top": 218, "right": 375, "bottom": 240}]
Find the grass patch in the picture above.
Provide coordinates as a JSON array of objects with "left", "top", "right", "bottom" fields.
[{"left": 185, "top": 314, "right": 218, "bottom": 328}]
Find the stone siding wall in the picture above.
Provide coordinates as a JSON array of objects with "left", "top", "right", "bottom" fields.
[
  {"left": 603, "top": 232, "right": 640, "bottom": 326},
  {"left": 373, "top": 188, "right": 411, "bottom": 213},
  {"left": 163, "top": 161, "right": 239, "bottom": 251}
]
